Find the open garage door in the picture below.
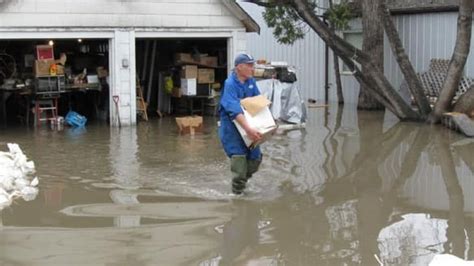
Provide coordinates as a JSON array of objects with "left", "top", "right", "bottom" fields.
[
  {"left": 0, "top": 38, "right": 111, "bottom": 128},
  {"left": 134, "top": 38, "right": 227, "bottom": 119}
]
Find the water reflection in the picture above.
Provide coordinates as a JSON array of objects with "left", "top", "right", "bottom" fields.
[
  {"left": 436, "top": 130, "right": 466, "bottom": 259},
  {"left": 377, "top": 128, "right": 470, "bottom": 265},
  {"left": 202, "top": 104, "right": 473, "bottom": 265},
  {"left": 109, "top": 127, "right": 141, "bottom": 226},
  {"left": 219, "top": 201, "right": 261, "bottom": 265},
  {"left": 378, "top": 213, "right": 450, "bottom": 265},
  {"left": 0, "top": 104, "right": 473, "bottom": 265}
]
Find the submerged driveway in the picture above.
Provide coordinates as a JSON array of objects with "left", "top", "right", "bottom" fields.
[{"left": 0, "top": 105, "right": 473, "bottom": 265}]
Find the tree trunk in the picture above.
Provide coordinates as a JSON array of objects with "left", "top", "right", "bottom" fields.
[
  {"left": 329, "top": 0, "right": 344, "bottom": 104},
  {"left": 290, "top": 0, "right": 421, "bottom": 121},
  {"left": 333, "top": 52, "right": 344, "bottom": 104},
  {"left": 381, "top": 1, "right": 432, "bottom": 118},
  {"left": 359, "top": 0, "right": 384, "bottom": 110},
  {"left": 429, "top": 0, "right": 473, "bottom": 123}
]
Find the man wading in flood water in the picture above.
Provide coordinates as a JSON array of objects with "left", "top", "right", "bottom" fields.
[{"left": 219, "top": 54, "right": 263, "bottom": 195}]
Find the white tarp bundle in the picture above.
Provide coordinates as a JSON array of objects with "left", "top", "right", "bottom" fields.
[
  {"left": 257, "top": 79, "right": 307, "bottom": 124},
  {"left": 0, "top": 143, "right": 39, "bottom": 210}
]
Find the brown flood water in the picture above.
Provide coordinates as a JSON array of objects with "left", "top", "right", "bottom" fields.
[{"left": 0, "top": 104, "right": 473, "bottom": 266}]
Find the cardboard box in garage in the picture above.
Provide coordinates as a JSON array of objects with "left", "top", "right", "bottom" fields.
[
  {"left": 175, "top": 53, "right": 194, "bottom": 64},
  {"left": 197, "top": 68, "right": 215, "bottom": 84},
  {"left": 181, "top": 78, "right": 197, "bottom": 96},
  {"left": 174, "top": 53, "right": 218, "bottom": 68},
  {"left": 180, "top": 65, "right": 198, "bottom": 79},
  {"left": 200, "top": 57, "right": 218, "bottom": 67},
  {"left": 34, "top": 59, "right": 64, "bottom": 77}
]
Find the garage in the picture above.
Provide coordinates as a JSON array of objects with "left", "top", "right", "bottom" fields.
[
  {"left": 135, "top": 38, "right": 227, "bottom": 119},
  {"left": 0, "top": 0, "right": 258, "bottom": 128},
  {"left": 0, "top": 38, "right": 111, "bottom": 127}
]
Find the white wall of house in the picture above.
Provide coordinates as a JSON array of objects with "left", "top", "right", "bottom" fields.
[
  {"left": 0, "top": 0, "right": 249, "bottom": 126},
  {"left": 110, "top": 30, "right": 136, "bottom": 126},
  {"left": 230, "top": 30, "right": 249, "bottom": 70},
  {"left": 0, "top": 0, "right": 243, "bottom": 29}
]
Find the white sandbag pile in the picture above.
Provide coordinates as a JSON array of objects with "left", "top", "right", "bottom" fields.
[{"left": 0, "top": 143, "right": 39, "bottom": 210}]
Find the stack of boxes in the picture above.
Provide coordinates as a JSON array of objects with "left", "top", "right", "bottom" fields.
[
  {"left": 175, "top": 53, "right": 218, "bottom": 68},
  {"left": 176, "top": 53, "right": 217, "bottom": 97},
  {"left": 34, "top": 45, "right": 65, "bottom": 77},
  {"left": 180, "top": 65, "right": 197, "bottom": 96}
]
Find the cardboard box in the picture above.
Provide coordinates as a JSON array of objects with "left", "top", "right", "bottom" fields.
[
  {"left": 175, "top": 116, "right": 203, "bottom": 135},
  {"left": 181, "top": 65, "right": 198, "bottom": 79},
  {"left": 200, "top": 56, "right": 218, "bottom": 67},
  {"left": 34, "top": 59, "right": 55, "bottom": 77},
  {"left": 34, "top": 59, "right": 65, "bottom": 77},
  {"left": 181, "top": 78, "right": 196, "bottom": 96},
  {"left": 56, "top": 64, "right": 65, "bottom": 75},
  {"left": 175, "top": 53, "right": 194, "bottom": 63},
  {"left": 174, "top": 53, "right": 218, "bottom": 68},
  {"left": 233, "top": 95, "right": 277, "bottom": 148},
  {"left": 197, "top": 68, "right": 215, "bottom": 84},
  {"left": 253, "top": 68, "right": 265, "bottom": 78}
]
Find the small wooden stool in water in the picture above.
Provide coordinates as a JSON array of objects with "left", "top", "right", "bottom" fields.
[{"left": 175, "top": 116, "right": 203, "bottom": 135}]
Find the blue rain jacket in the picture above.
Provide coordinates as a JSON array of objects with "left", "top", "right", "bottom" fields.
[{"left": 219, "top": 71, "right": 262, "bottom": 160}]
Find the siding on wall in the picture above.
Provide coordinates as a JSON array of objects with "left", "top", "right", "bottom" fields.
[
  {"left": 240, "top": 2, "right": 328, "bottom": 102},
  {"left": 339, "top": 12, "right": 474, "bottom": 104},
  {"left": 384, "top": 12, "right": 474, "bottom": 90},
  {"left": 0, "top": 0, "right": 243, "bottom": 29}
]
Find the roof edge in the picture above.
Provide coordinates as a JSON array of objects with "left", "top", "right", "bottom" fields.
[
  {"left": 389, "top": 5, "right": 459, "bottom": 15},
  {"left": 347, "top": 1, "right": 461, "bottom": 16},
  {"left": 222, "top": 0, "right": 260, "bottom": 33}
]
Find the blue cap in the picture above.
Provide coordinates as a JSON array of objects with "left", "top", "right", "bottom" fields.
[{"left": 234, "top": 53, "right": 255, "bottom": 66}]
